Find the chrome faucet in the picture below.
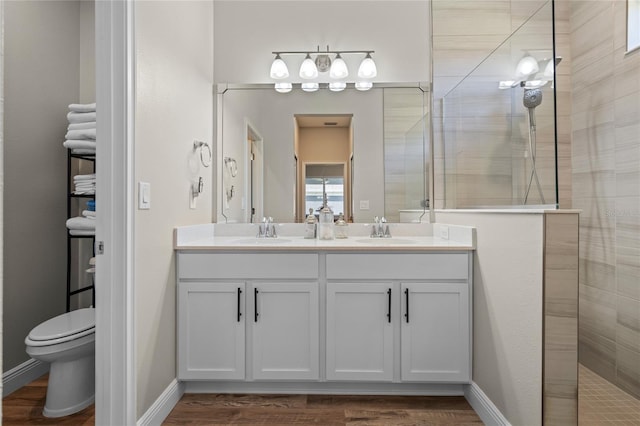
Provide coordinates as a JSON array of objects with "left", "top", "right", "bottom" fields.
[
  {"left": 370, "top": 216, "right": 391, "bottom": 238},
  {"left": 257, "top": 216, "right": 277, "bottom": 238}
]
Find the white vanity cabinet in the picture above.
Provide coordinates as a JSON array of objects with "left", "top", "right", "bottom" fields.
[
  {"left": 326, "top": 283, "right": 394, "bottom": 381},
  {"left": 326, "top": 253, "right": 471, "bottom": 384},
  {"left": 251, "top": 282, "right": 319, "bottom": 380},
  {"left": 177, "top": 252, "right": 320, "bottom": 382},
  {"left": 401, "top": 283, "right": 470, "bottom": 382},
  {"left": 177, "top": 248, "right": 472, "bottom": 388},
  {"left": 177, "top": 282, "right": 245, "bottom": 380}
]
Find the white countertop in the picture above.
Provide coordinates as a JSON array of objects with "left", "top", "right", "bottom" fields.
[{"left": 174, "top": 223, "right": 476, "bottom": 251}]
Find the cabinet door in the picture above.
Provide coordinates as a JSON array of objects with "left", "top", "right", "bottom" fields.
[
  {"left": 401, "top": 283, "right": 470, "bottom": 382},
  {"left": 178, "top": 282, "right": 245, "bottom": 380},
  {"left": 326, "top": 282, "right": 394, "bottom": 381},
  {"left": 251, "top": 282, "right": 319, "bottom": 380}
]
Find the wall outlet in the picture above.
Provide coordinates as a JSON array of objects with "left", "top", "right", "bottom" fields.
[
  {"left": 440, "top": 225, "right": 449, "bottom": 240},
  {"left": 360, "top": 200, "right": 370, "bottom": 210}
]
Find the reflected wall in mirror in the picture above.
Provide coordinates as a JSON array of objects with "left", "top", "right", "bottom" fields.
[{"left": 217, "top": 84, "right": 429, "bottom": 223}]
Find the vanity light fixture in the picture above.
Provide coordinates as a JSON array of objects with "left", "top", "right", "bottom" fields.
[
  {"left": 274, "top": 82, "right": 292, "bottom": 93},
  {"left": 299, "top": 53, "right": 319, "bottom": 79},
  {"left": 499, "top": 56, "right": 562, "bottom": 90},
  {"left": 357, "top": 52, "right": 377, "bottom": 79},
  {"left": 301, "top": 82, "right": 319, "bottom": 92},
  {"left": 329, "top": 81, "right": 347, "bottom": 92},
  {"left": 269, "top": 46, "right": 376, "bottom": 93},
  {"left": 329, "top": 53, "right": 349, "bottom": 79},
  {"left": 269, "top": 54, "right": 289, "bottom": 79},
  {"left": 355, "top": 81, "right": 373, "bottom": 91}
]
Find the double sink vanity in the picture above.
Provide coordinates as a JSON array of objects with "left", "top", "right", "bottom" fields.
[{"left": 174, "top": 222, "right": 475, "bottom": 395}]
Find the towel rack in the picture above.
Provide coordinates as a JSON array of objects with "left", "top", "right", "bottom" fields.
[{"left": 193, "top": 140, "right": 212, "bottom": 167}]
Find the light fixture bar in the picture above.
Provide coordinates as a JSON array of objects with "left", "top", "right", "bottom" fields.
[{"left": 272, "top": 50, "right": 375, "bottom": 55}]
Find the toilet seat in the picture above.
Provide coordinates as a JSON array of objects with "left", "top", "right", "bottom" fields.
[{"left": 26, "top": 308, "right": 95, "bottom": 347}]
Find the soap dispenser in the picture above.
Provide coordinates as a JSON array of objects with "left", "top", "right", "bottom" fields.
[
  {"left": 304, "top": 208, "right": 317, "bottom": 239},
  {"left": 317, "top": 193, "right": 335, "bottom": 240},
  {"left": 334, "top": 212, "right": 348, "bottom": 239}
]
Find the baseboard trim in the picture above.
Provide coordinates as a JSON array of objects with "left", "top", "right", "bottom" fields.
[
  {"left": 184, "top": 381, "right": 465, "bottom": 395},
  {"left": 464, "top": 382, "right": 511, "bottom": 426},
  {"left": 2, "top": 359, "right": 49, "bottom": 397},
  {"left": 137, "top": 379, "right": 185, "bottom": 426}
]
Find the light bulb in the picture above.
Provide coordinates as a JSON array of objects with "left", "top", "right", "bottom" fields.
[
  {"left": 357, "top": 53, "right": 377, "bottom": 79},
  {"left": 299, "top": 54, "right": 318, "bottom": 79},
  {"left": 274, "top": 82, "right": 292, "bottom": 93},
  {"left": 301, "top": 82, "right": 319, "bottom": 92},
  {"left": 329, "top": 54, "right": 349, "bottom": 79},
  {"left": 515, "top": 55, "right": 539, "bottom": 78},
  {"left": 269, "top": 54, "right": 289, "bottom": 79},
  {"left": 355, "top": 81, "right": 373, "bottom": 91},
  {"left": 329, "top": 81, "right": 346, "bottom": 92}
]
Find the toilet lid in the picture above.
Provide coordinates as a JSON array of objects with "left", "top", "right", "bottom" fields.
[{"left": 28, "top": 308, "right": 95, "bottom": 341}]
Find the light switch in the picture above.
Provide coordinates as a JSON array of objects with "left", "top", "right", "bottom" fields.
[
  {"left": 139, "top": 182, "right": 151, "bottom": 209},
  {"left": 360, "top": 200, "right": 370, "bottom": 210}
]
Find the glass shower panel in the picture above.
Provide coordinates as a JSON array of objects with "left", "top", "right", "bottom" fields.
[{"left": 442, "top": 1, "right": 558, "bottom": 209}]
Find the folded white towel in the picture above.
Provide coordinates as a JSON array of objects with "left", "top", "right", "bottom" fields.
[
  {"left": 66, "top": 128, "right": 96, "bottom": 140},
  {"left": 74, "top": 190, "right": 96, "bottom": 195},
  {"left": 89, "top": 257, "right": 96, "bottom": 266},
  {"left": 82, "top": 210, "right": 96, "bottom": 218},
  {"left": 63, "top": 140, "right": 96, "bottom": 150},
  {"left": 66, "top": 216, "right": 96, "bottom": 230},
  {"left": 70, "top": 148, "right": 96, "bottom": 155},
  {"left": 67, "top": 111, "right": 96, "bottom": 124},
  {"left": 69, "top": 229, "right": 95, "bottom": 236},
  {"left": 69, "top": 103, "right": 96, "bottom": 113},
  {"left": 68, "top": 121, "right": 96, "bottom": 131},
  {"left": 74, "top": 174, "right": 96, "bottom": 181}
]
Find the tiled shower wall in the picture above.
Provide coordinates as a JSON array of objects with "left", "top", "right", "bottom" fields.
[
  {"left": 571, "top": 0, "right": 640, "bottom": 398},
  {"left": 432, "top": 0, "right": 572, "bottom": 208}
]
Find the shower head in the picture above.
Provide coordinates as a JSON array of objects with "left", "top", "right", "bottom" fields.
[{"left": 523, "top": 88, "right": 543, "bottom": 109}]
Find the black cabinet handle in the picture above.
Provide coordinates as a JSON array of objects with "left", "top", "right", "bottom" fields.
[
  {"left": 237, "top": 288, "right": 242, "bottom": 322},
  {"left": 404, "top": 288, "right": 410, "bottom": 323},
  {"left": 254, "top": 288, "right": 259, "bottom": 322},
  {"left": 387, "top": 289, "right": 392, "bottom": 323}
]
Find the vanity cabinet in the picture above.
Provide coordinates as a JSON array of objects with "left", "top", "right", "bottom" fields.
[
  {"left": 401, "top": 283, "right": 470, "bottom": 382},
  {"left": 251, "top": 282, "right": 319, "bottom": 380},
  {"left": 326, "top": 283, "right": 394, "bottom": 381},
  {"left": 177, "top": 252, "right": 320, "bottom": 382},
  {"left": 177, "top": 250, "right": 472, "bottom": 387},
  {"left": 177, "top": 282, "right": 245, "bottom": 380}
]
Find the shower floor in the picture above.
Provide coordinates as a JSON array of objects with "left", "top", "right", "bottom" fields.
[{"left": 579, "top": 364, "right": 640, "bottom": 425}]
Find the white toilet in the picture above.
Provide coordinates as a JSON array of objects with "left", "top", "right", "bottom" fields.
[{"left": 25, "top": 307, "right": 95, "bottom": 417}]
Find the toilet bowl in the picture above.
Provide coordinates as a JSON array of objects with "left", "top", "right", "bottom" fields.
[{"left": 25, "top": 307, "right": 95, "bottom": 418}]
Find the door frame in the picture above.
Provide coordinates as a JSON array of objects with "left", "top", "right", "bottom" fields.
[
  {"left": 244, "top": 119, "right": 263, "bottom": 223},
  {"left": 95, "top": 0, "right": 136, "bottom": 424}
]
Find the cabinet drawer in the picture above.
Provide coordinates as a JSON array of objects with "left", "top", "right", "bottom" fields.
[
  {"left": 178, "top": 253, "right": 318, "bottom": 279},
  {"left": 326, "top": 253, "right": 469, "bottom": 280}
]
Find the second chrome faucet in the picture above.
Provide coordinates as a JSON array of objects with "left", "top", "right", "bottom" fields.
[{"left": 257, "top": 216, "right": 277, "bottom": 238}]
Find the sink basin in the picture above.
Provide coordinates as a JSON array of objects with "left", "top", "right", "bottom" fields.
[
  {"left": 231, "top": 238, "right": 292, "bottom": 245},
  {"left": 354, "top": 238, "right": 417, "bottom": 245}
]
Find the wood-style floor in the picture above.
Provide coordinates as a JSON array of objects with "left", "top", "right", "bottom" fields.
[
  {"left": 3, "top": 375, "right": 482, "bottom": 425},
  {"left": 164, "top": 394, "right": 483, "bottom": 425},
  {"left": 2, "top": 375, "right": 94, "bottom": 425}
]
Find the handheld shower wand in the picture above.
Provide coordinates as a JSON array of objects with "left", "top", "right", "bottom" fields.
[{"left": 523, "top": 88, "right": 546, "bottom": 204}]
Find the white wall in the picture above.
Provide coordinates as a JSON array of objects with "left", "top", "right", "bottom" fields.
[
  {"left": 220, "top": 88, "right": 384, "bottom": 223},
  {"left": 134, "top": 0, "right": 214, "bottom": 418},
  {"left": 3, "top": 0, "right": 83, "bottom": 372},
  {"left": 436, "top": 211, "right": 544, "bottom": 425},
  {"left": 213, "top": 1, "right": 429, "bottom": 85}
]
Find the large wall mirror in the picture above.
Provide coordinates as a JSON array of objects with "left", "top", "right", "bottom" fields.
[{"left": 217, "top": 83, "right": 429, "bottom": 224}]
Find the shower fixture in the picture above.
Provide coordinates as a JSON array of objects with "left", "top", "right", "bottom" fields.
[{"left": 522, "top": 86, "right": 545, "bottom": 204}]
